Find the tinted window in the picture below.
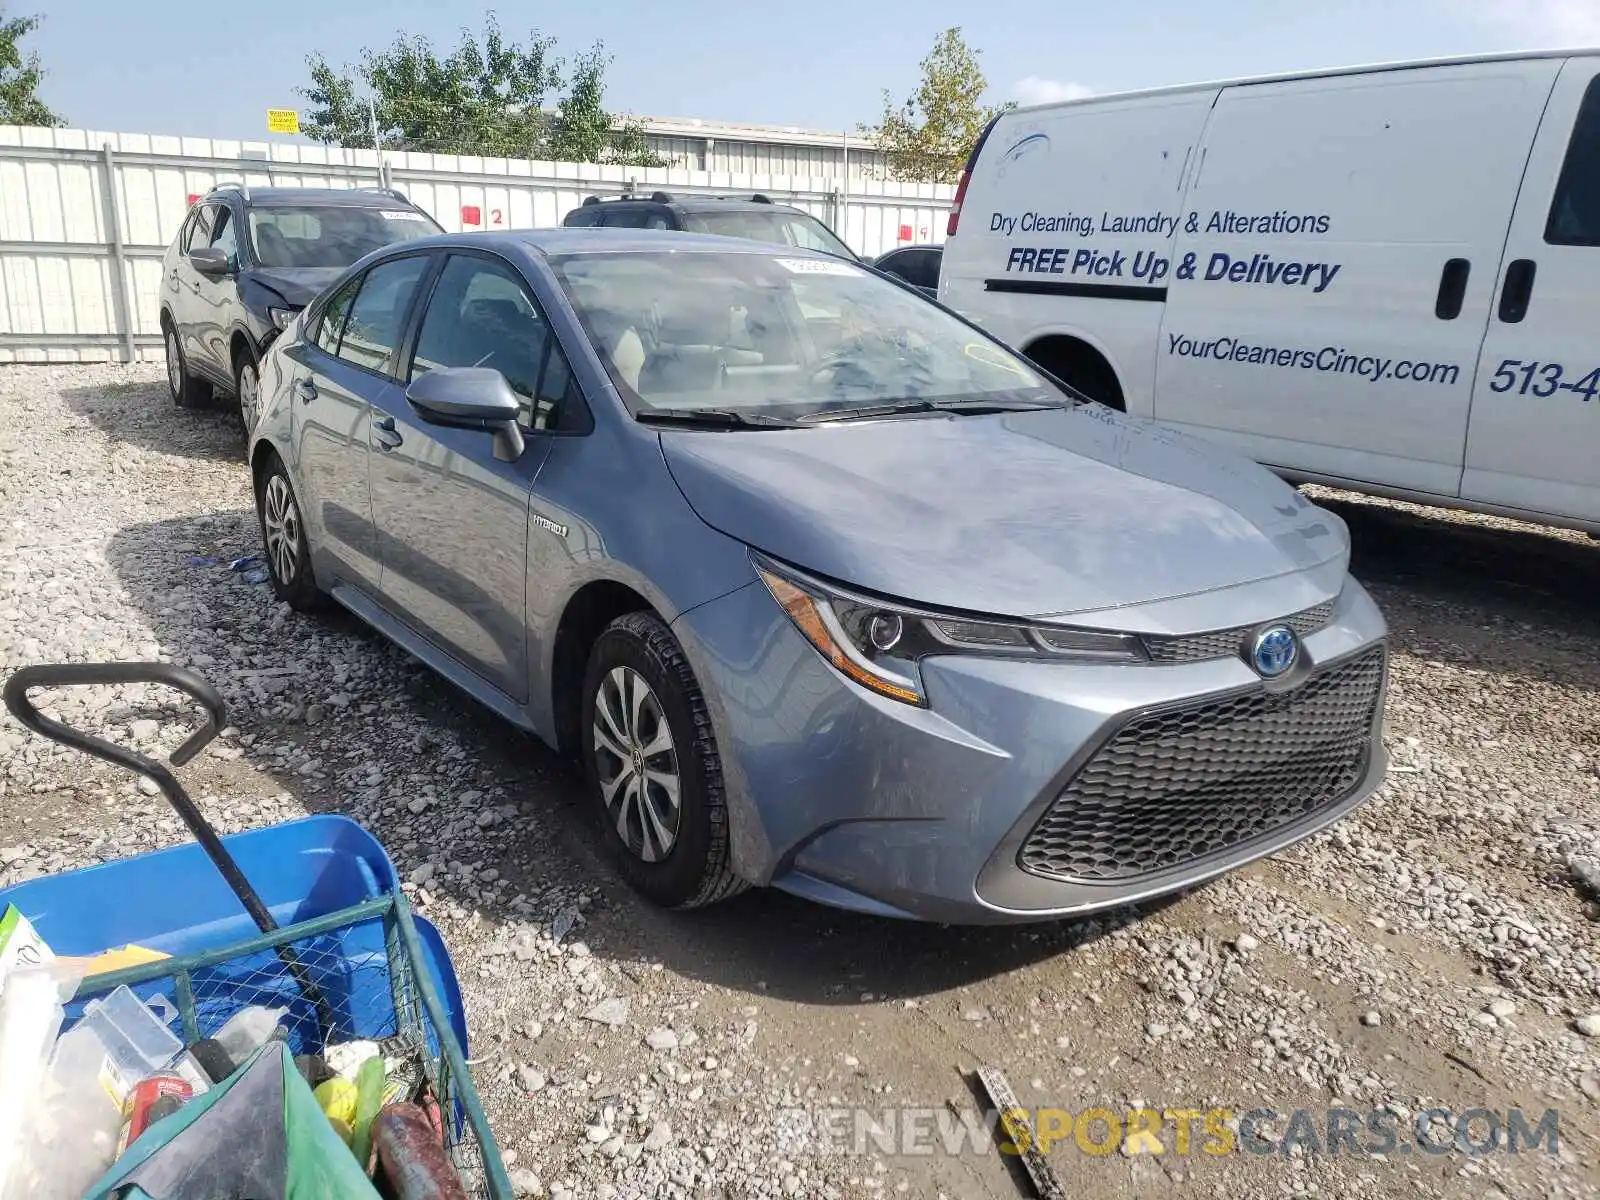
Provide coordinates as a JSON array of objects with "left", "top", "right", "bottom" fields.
[
  {"left": 1547, "top": 74, "right": 1600, "bottom": 246},
  {"left": 178, "top": 209, "right": 202, "bottom": 253},
  {"left": 600, "top": 206, "right": 654, "bottom": 229},
  {"left": 564, "top": 206, "right": 602, "bottom": 227},
  {"left": 680, "top": 209, "right": 853, "bottom": 259},
  {"left": 248, "top": 206, "right": 438, "bottom": 268},
  {"left": 210, "top": 206, "right": 239, "bottom": 268},
  {"left": 411, "top": 255, "right": 577, "bottom": 431},
  {"left": 314, "top": 278, "right": 359, "bottom": 355},
  {"left": 187, "top": 205, "right": 216, "bottom": 252},
  {"left": 335, "top": 255, "right": 431, "bottom": 375}
]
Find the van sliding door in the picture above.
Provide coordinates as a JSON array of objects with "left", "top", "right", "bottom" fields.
[{"left": 1155, "top": 60, "right": 1560, "bottom": 497}]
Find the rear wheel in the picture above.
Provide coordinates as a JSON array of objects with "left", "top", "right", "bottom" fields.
[
  {"left": 255, "top": 454, "right": 325, "bottom": 612},
  {"left": 164, "top": 320, "right": 213, "bottom": 410},
  {"left": 581, "top": 612, "right": 747, "bottom": 909}
]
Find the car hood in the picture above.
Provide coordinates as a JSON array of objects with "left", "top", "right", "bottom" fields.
[
  {"left": 246, "top": 267, "right": 346, "bottom": 309},
  {"left": 659, "top": 406, "right": 1349, "bottom": 619}
]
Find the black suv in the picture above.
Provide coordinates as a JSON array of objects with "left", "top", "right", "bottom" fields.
[
  {"left": 562, "top": 192, "right": 858, "bottom": 260},
  {"left": 160, "top": 185, "right": 442, "bottom": 433}
]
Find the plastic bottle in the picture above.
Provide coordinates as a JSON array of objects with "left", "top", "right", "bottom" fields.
[
  {"left": 349, "top": 1055, "right": 388, "bottom": 1171},
  {"left": 211, "top": 1005, "right": 286, "bottom": 1063}
]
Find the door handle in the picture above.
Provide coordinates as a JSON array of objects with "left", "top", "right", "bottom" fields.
[
  {"left": 371, "top": 416, "right": 403, "bottom": 451},
  {"left": 1434, "top": 258, "right": 1470, "bottom": 320},
  {"left": 1498, "top": 259, "right": 1536, "bottom": 324},
  {"left": 295, "top": 378, "right": 317, "bottom": 403}
]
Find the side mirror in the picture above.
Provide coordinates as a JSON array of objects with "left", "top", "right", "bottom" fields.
[
  {"left": 188, "top": 246, "right": 232, "bottom": 276},
  {"left": 405, "top": 367, "right": 525, "bottom": 462}
]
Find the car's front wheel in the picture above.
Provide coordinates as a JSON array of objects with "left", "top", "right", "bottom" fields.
[
  {"left": 581, "top": 612, "right": 747, "bottom": 909},
  {"left": 164, "top": 320, "right": 212, "bottom": 410},
  {"left": 234, "top": 347, "right": 262, "bottom": 440},
  {"left": 255, "top": 453, "right": 325, "bottom": 612}
]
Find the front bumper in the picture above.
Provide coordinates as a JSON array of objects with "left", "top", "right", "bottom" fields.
[{"left": 671, "top": 576, "right": 1389, "bottom": 924}]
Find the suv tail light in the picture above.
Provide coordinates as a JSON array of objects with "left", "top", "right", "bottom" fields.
[{"left": 947, "top": 116, "right": 1001, "bottom": 237}]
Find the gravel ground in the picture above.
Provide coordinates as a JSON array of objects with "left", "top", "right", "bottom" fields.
[{"left": 2, "top": 362, "right": 1597, "bottom": 1200}]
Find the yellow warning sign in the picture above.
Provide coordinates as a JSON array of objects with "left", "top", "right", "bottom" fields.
[{"left": 266, "top": 109, "right": 300, "bottom": 135}]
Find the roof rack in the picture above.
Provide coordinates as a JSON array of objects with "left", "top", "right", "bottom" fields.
[
  {"left": 750, "top": 193, "right": 772, "bottom": 204},
  {"left": 358, "top": 186, "right": 411, "bottom": 203},
  {"left": 207, "top": 181, "right": 251, "bottom": 202}
]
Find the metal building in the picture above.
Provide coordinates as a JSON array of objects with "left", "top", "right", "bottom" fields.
[{"left": 633, "top": 116, "right": 884, "bottom": 179}]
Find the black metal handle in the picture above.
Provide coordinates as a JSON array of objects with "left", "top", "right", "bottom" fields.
[
  {"left": 1498, "top": 258, "right": 1536, "bottom": 324},
  {"left": 1435, "top": 258, "right": 1470, "bottom": 320},
  {"left": 4, "top": 661, "right": 226, "bottom": 768},
  {"left": 4, "top": 662, "right": 334, "bottom": 1034}
]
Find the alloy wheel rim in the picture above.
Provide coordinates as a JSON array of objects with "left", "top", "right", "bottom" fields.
[
  {"left": 593, "top": 666, "right": 681, "bottom": 863},
  {"left": 262, "top": 475, "right": 301, "bottom": 584},
  {"left": 166, "top": 329, "right": 182, "bottom": 395},
  {"left": 239, "top": 365, "right": 260, "bottom": 433}
]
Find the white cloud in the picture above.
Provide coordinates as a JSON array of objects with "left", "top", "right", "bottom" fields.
[
  {"left": 1464, "top": 0, "right": 1600, "bottom": 44},
  {"left": 1011, "top": 76, "right": 1094, "bottom": 107}
]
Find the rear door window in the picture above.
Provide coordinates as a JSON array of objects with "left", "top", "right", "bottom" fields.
[
  {"left": 314, "top": 277, "right": 359, "bottom": 356},
  {"left": 333, "top": 255, "right": 432, "bottom": 376},
  {"left": 1546, "top": 73, "right": 1600, "bottom": 245}
]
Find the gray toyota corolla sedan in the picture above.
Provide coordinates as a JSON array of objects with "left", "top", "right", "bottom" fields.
[{"left": 247, "top": 228, "right": 1388, "bottom": 924}]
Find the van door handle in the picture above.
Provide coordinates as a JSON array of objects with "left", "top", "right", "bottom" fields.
[
  {"left": 295, "top": 378, "right": 317, "bottom": 403},
  {"left": 1498, "top": 259, "right": 1536, "bottom": 324},
  {"left": 1434, "top": 258, "right": 1470, "bottom": 320}
]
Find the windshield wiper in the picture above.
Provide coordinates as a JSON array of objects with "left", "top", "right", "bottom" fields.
[
  {"left": 928, "top": 397, "right": 1073, "bottom": 413},
  {"left": 795, "top": 400, "right": 938, "bottom": 424},
  {"left": 635, "top": 407, "right": 798, "bottom": 428}
]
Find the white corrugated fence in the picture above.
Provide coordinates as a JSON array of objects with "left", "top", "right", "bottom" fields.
[{"left": 0, "top": 126, "right": 954, "bottom": 363}]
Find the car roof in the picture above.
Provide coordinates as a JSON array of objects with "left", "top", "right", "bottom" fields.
[
  {"left": 227, "top": 187, "right": 421, "bottom": 210},
  {"left": 383, "top": 228, "right": 843, "bottom": 259},
  {"left": 581, "top": 195, "right": 809, "bottom": 216}
]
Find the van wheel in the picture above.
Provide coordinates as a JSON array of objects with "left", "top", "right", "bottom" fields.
[
  {"left": 164, "top": 320, "right": 213, "bottom": 410},
  {"left": 1025, "top": 338, "right": 1125, "bottom": 410},
  {"left": 581, "top": 612, "right": 748, "bottom": 910}
]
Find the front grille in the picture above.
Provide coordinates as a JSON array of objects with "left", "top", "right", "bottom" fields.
[
  {"left": 1018, "top": 646, "right": 1385, "bottom": 882},
  {"left": 1142, "top": 600, "right": 1336, "bottom": 665}
]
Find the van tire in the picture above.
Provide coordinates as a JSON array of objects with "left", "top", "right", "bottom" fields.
[{"left": 1024, "top": 337, "right": 1125, "bottom": 411}]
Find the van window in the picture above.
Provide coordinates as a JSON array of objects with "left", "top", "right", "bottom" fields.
[{"left": 1546, "top": 74, "right": 1600, "bottom": 246}]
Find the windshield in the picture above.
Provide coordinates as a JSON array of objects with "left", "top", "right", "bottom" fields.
[
  {"left": 679, "top": 210, "right": 856, "bottom": 260},
  {"left": 248, "top": 206, "right": 438, "bottom": 269},
  {"left": 551, "top": 250, "right": 1059, "bottom": 420}
]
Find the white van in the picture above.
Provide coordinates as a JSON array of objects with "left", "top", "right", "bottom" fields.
[{"left": 939, "top": 51, "right": 1600, "bottom": 535}]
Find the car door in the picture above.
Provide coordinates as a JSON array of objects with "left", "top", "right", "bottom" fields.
[
  {"left": 367, "top": 251, "right": 574, "bottom": 702},
  {"left": 1462, "top": 57, "right": 1600, "bottom": 525},
  {"left": 289, "top": 253, "right": 434, "bottom": 591},
  {"left": 190, "top": 203, "right": 241, "bottom": 381},
  {"left": 175, "top": 203, "right": 215, "bottom": 366},
  {"left": 1156, "top": 61, "right": 1562, "bottom": 497}
]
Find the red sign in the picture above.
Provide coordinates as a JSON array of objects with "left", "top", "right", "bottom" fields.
[
  {"left": 898, "top": 224, "right": 912, "bottom": 243},
  {"left": 186, "top": 193, "right": 200, "bottom": 207},
  {"left": 461, "top": 205, "right": 482, "bottom": 226}
]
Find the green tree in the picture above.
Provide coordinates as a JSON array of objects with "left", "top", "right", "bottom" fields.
[
  {"left": 300, "top": 16, "right": 662, "bottom": 166},
  {"left": 0, "top": 7, "right": 62, "bottom": 128},
  {"left": 863, "top": 27, "right": 1010, "bottom": 183},
  {"left": 547, "top": 44, "right": 661, "bottom": 167}
]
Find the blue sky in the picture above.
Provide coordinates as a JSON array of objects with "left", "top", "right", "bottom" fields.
[{"left": 25, "top": 0, "right": 1600, "bottom": 138}]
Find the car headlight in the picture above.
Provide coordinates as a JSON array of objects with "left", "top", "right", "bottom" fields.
[
  {"left": 753, "top": 555, "right": 1146, "bottom": 707},
  {"left": 268, "top": 307, "right": 296, "bottom": 331}
]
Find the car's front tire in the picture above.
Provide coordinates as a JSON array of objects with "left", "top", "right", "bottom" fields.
[
  {"left": 255, "top": 452, "right": 326, "bottom": 612},
  {"left": 163, "top": 319, "right": 213, "bottom": 410},
  {"left": 234, "top": 346, "right": 262, "bottom": 441},
  {"left": 581, "top": 612, "right": 747, "bottom": 909}
]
